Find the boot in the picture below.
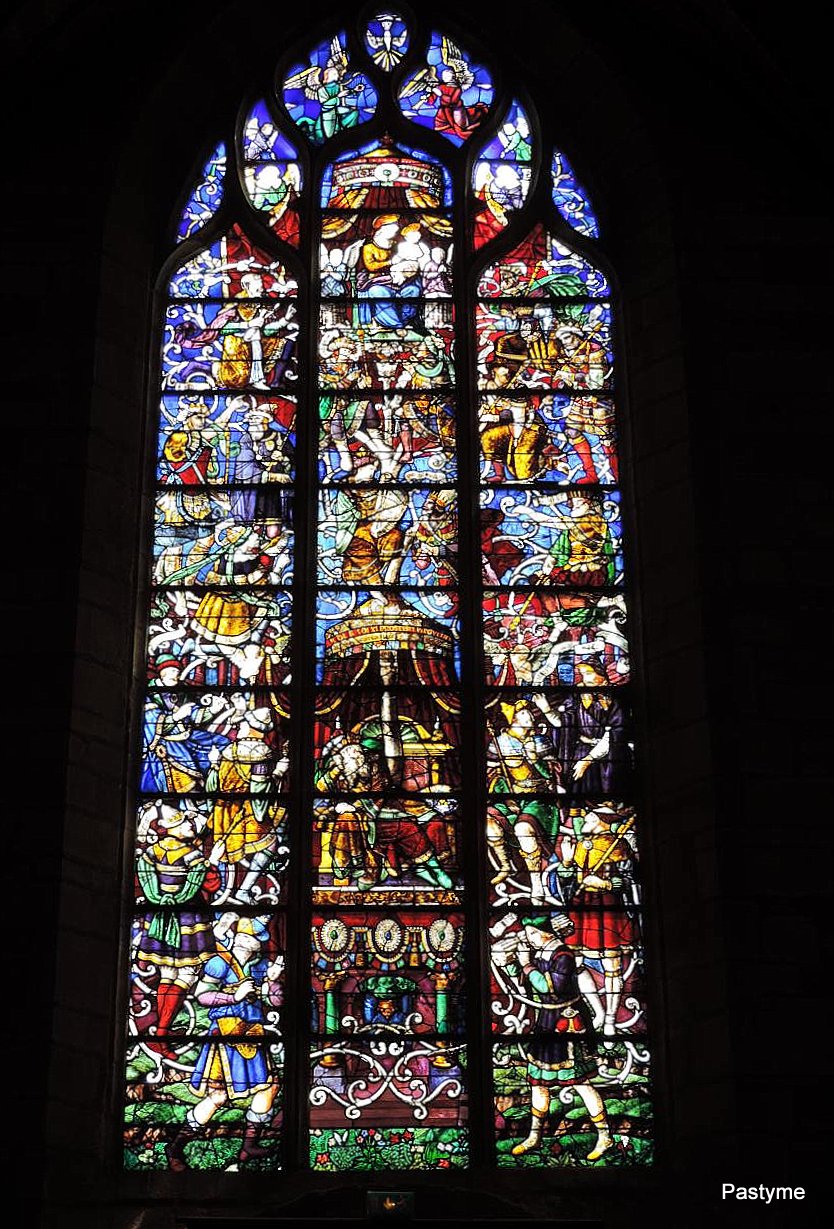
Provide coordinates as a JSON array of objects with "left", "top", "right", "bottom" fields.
[
  {"left": 167, "top": 1124, "right": 196, "bottom": 1171},
  {"left": 155, "top": 981, "right": 188, "bottom": 1036},
  {"left": 602, "top": 972, "right": 623, "bottom": 1045},
  {"left": 511, "top": 1110, "right": 546, "bottom": 1155},
  {"left": 586, "top": 1110, "right": 613, "bottom": 1161},
  {"left": 414, "top": 854, "right": 453, "bottom": 890},
  {"left": 576, "top": 967, "right": 605, "bottom": 1031},
  {"left": 149, "top": 983, "right": 187, "bottom": 1057},
  {"left": 489, "top": 840, "right": 513, "bottom": 885},
  {"left": 238, "top": 1120, "right": 275, "bottom": 1163},
  {"left": 230, "top": 847, "right": 273, "bottom": 904},
  {"left": 398, "top": 424, "right": 413, "bottom": 463},
  {"left": 147, "top": 1038, "right": 178, "bottom": 1059},
  {"left": 526, "top": 869, "right": 547, "bottom": 906}
]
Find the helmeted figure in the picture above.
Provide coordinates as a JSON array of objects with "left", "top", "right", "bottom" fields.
[
  {"left": 207, "top": 707, "right": 287, "bottom": 904},
  {"left": 547, "top": 492, "right": 617, "bottom": 587},
  {"left": 561, "top": 807, "right": 638, "bottom": 1040},
  {"left": 486, "top": 700, "right": 561, "bottom": 906},
  {"left": 487, "top": 699, "right": 559, "bottom": 794},
  {"left": 480, "top": 397, "right": 554, "bottom": 481},
  {"left": 492, "top": 914, "right": 613, "bottom": 1160},
  {"left": 167, "top": 917, "right": 282, "bottom": 1170}
]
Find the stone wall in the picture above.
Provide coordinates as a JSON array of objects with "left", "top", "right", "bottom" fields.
[{"left": 2, "top": 0, "right": 827, "bottom": 1224}]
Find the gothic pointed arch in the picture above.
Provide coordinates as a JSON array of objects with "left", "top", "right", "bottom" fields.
[{"left": 124, "top": 6, "right": 654, "bottom": 1175}]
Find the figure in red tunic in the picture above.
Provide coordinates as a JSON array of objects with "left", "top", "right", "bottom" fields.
[
  {"left": 560, "top": 807, "right": 638, "bottom": 1043},
  {"left": 430, "top": 68, "right": 488, "bottom": 139}
]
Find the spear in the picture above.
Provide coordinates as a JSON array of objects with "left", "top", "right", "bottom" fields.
[{"left": 585, "top": 814, "right": 635, "bottom": 876}]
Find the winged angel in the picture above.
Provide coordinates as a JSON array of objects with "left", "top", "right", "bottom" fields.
[
  {"left": 285, "top": 37, "right": 365, "bottom": 143},
  {"left": 400, "top": 37, "right": 488, "bottom": 140}
]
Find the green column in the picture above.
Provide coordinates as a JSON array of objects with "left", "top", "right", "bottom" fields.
[
  {"left": 435, "top": 976, "right": 448, "bottom": 1035},
  {"left": 324, "top": 982, "right": 339, "bottom": 1034}
]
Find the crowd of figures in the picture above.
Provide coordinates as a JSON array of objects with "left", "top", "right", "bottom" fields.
[
  {"left": 129, "top": 221, "right": 300, "bottom": 1170},
  {"left": 126, "top": 11, "right": 651, "bottom": 1173},
  {"left": 476, "top": 190, "right": 649, "bottom": 1167}
]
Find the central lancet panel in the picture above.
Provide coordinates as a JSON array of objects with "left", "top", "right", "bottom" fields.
[{"left": 310, "top": 139, "right": 467, "bottom": 1171}]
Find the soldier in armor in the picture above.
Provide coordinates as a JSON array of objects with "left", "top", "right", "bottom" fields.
[
  {"left": 561, "top": 807, "right": 638, "bottom": 1040},
  {"left": 206, "top": 707, "right": 288, "bottom": 905},
  {"left": 493, "top": 913, "right": 613, "bottom": 1160},
  {"left": 167, "top": 917, "right": 283, "bottom": 1169}
]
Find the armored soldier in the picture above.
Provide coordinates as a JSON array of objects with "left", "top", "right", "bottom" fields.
[
  {"left": 168, "top": 917, "right": 282, "bottom": 1169},
  {"left": 562, "top": 808, "right": 638, "bottom": 1039},
  {"left": 493, "top": 914, "right": 613, "bottom": 1160}
]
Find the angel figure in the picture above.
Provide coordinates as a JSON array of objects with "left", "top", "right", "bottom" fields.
[
  {"left": 247, "top": 163, "right": 301, "bottom": 247},
  {"left": 286, "top": 37, "right": 364, "bottom": 143},
  {"left": 405, "top": 38, "right": 488, "bottom": 140},
  {"left": 473, "top": 161, "right": 527, "bottom": 248},
  {"left": 243, "top": 113, "right": 279, "bottom": 161}
]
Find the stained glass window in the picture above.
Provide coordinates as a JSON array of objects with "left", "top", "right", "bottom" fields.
[
  {"left": 177, "top": 143, "right": 226, "bottom": 242},
  {"left": 126, "top": 11, "right": 652, "bottom": 1174},
  {"left": 472, "top": 101, "right": 532, "bottom": 250}
]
